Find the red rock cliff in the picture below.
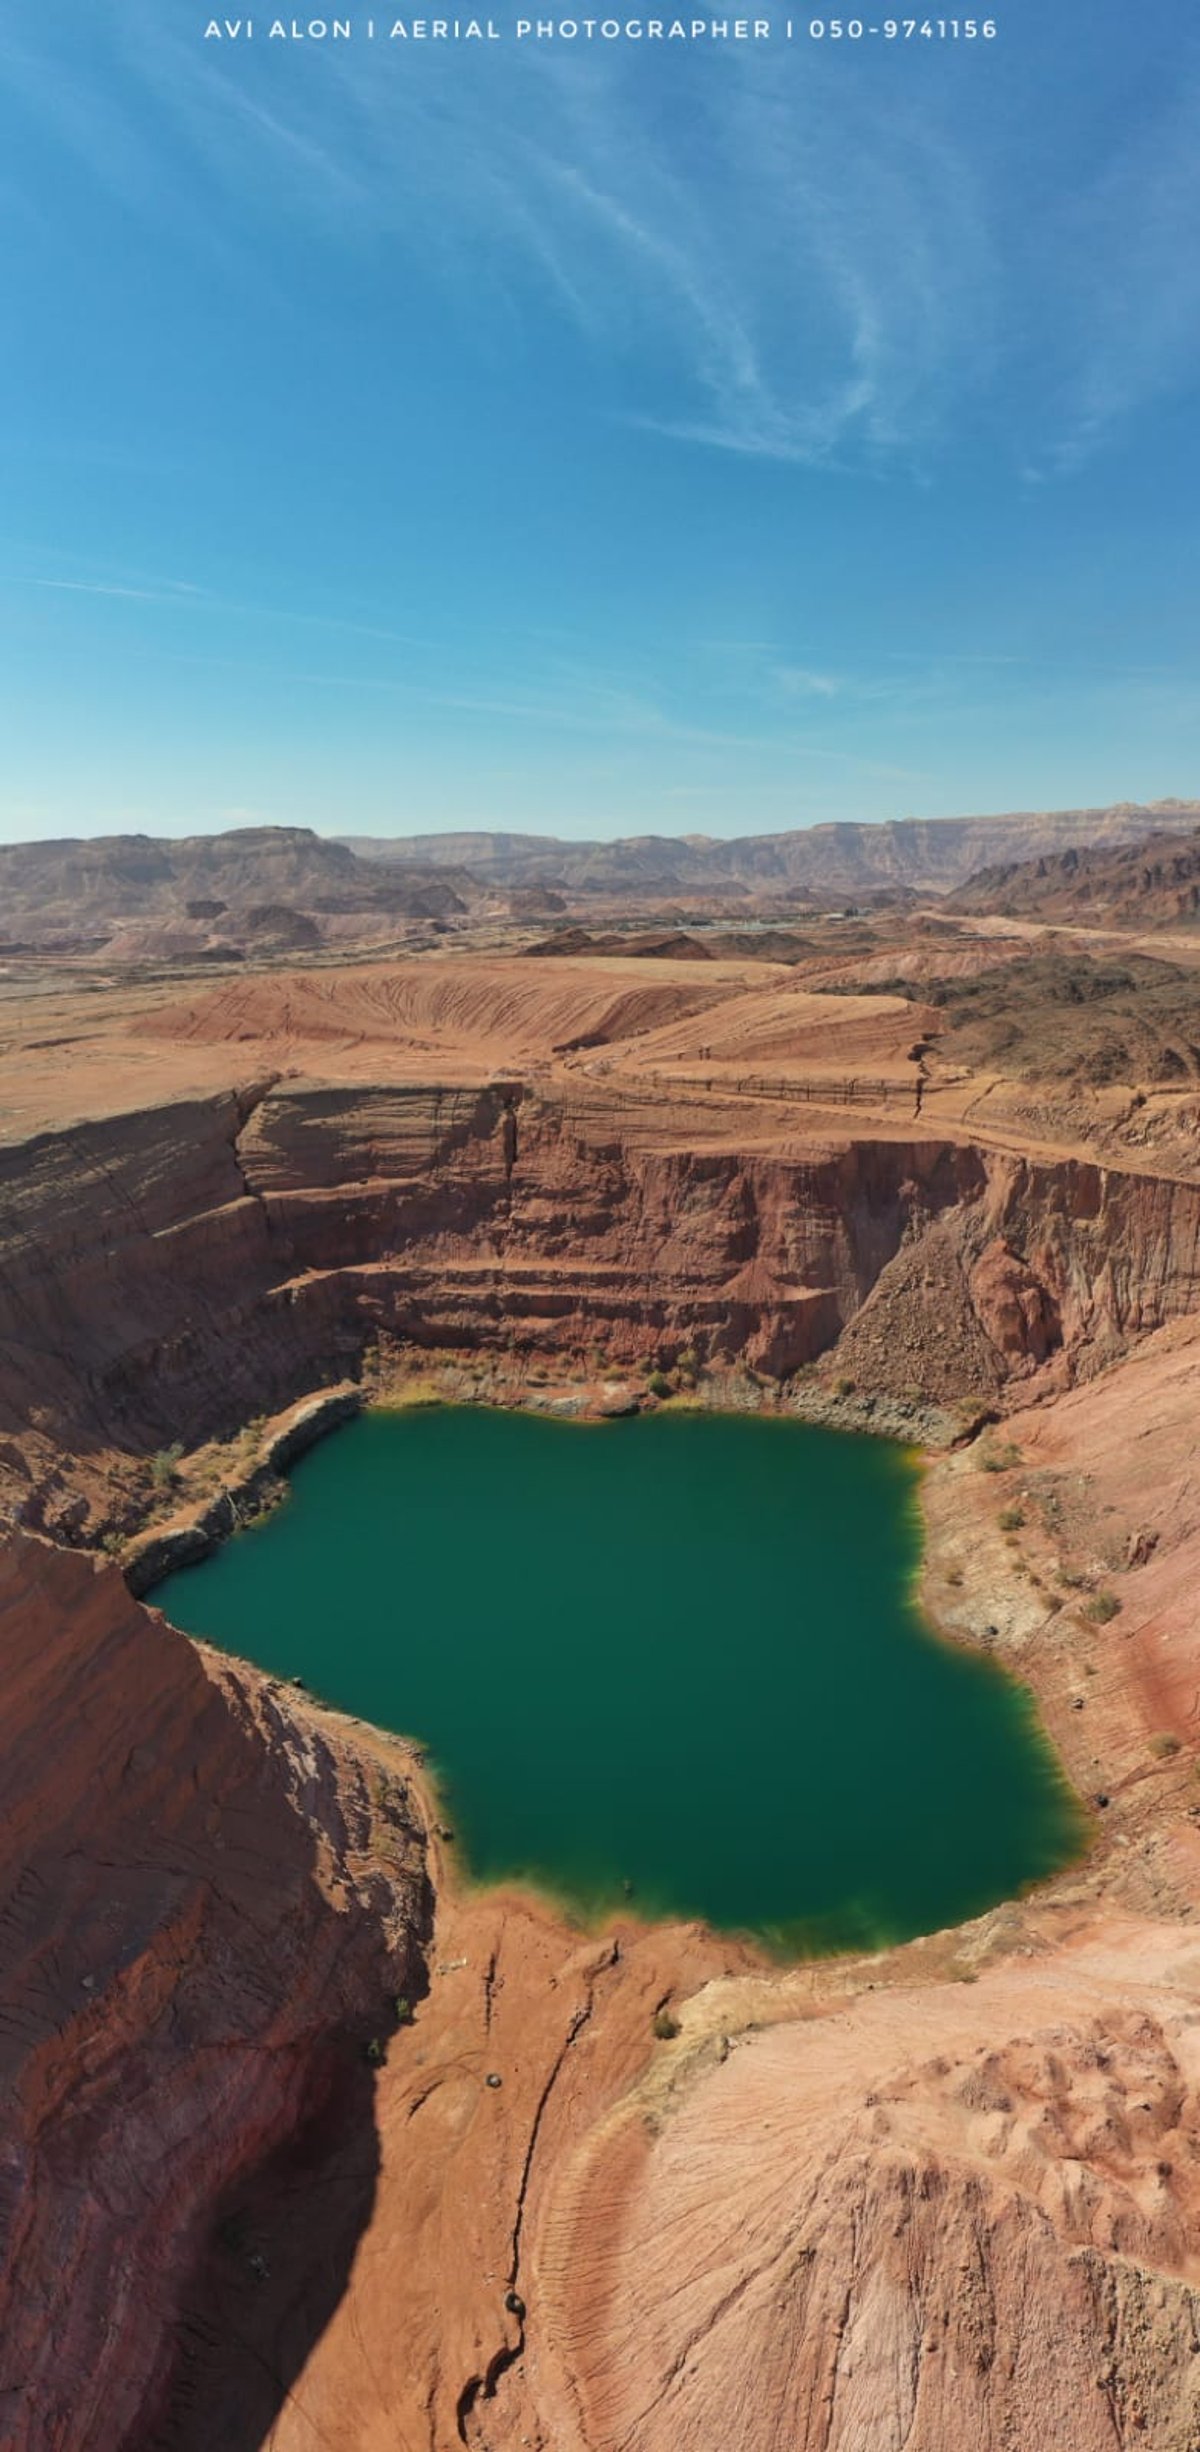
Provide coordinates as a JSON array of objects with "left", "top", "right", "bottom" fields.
[
  {"left": 0, "top": 1530, "right": 429, "bottom": 2452},
  {"left": 3, "top": 1080, "right": 1200, "bottom": 1529}
]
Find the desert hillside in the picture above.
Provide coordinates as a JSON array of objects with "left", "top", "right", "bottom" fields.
[
  {"left": 341, "top": 800, "right": 1197, "bottom": 894},
  {"left": 0, "top": 826, "right": 481, "bottom": 960},
  {"left": 948, "top": 827, "right": 1200, "bottom": 927}
]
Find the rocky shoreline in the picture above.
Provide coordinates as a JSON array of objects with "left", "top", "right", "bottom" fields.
[
  {"left": 116, "top": 1344, "right": 976, "bottom": 1606},
  {"left": 122, "top": 1383, "right": 365, "bottom": 1593}
]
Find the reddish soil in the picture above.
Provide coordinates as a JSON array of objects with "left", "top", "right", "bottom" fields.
[{"left": 4, "top": 935, "right": 1200, "bottom": 2450}]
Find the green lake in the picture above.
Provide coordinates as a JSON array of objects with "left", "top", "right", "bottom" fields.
[{"left": 157, "top": 1405, "right": 1084, "bottom": 1954}]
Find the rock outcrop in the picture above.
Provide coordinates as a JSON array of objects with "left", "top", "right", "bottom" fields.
[
  {"left": 948, "top": 826, "right": 1200, "bottom": 927},
  {"left": 0, "top": 1531, "right": 430, "bottom": 2451},
  {"left": 3, "top": 1074, "right": 1200, "bottom": 1532},
  {"left": 517, "top": 1960, "right": 1200, "bottom": 2452}
]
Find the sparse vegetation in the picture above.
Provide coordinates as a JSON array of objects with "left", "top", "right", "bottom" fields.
[
  {"left": 977, "top": 1438, "right": 1022, "bottom": 1474},
  {"left": 148, "top": 1442, "right": 184, "bottom": 1491},
  {"left": 998, "top": 1505, "right": 1026, "bottom": 1532},
  {"left": 892, "top": 949, "right": 1200, "bottom": 1091},
  {"left": 652, "top": 2007, "right": 681, "bottom": 2041},
  {"left": 646, "top": 1370, "right": 672, "bottom": 1399},
  {"left": 1083, "top": 1591, "right": 1121, "bottom": 1624}
]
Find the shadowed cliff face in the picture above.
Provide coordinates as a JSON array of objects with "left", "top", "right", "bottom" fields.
[
  {"left": 3, "top": 1077, "right": 1200, "bottom": 1537},
  {"left": 0, "top": 1532, "right": 431, "bottom": 2452}
]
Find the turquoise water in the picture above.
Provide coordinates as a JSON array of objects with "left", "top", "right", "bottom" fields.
[{"left": 158, "top": 1405, "right": 1083, "bottom": 1953}]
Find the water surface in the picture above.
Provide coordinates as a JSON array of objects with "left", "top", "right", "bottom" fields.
[{"left": 159, "top": 1405, "right": 1082, "bottom": 1952}]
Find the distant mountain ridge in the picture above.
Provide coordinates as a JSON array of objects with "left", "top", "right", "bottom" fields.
[
  {"left": 0, "top": 826, "right": 480, "bottom": 955},
  {"left": 2, "top": 803, "right": 1197, "bottom": 953},
  {"left": 947, "top": 826, "right": 1200, "bottom": 927},
  {"left": 338, "top": 802, "right": 1198, "bottom": 897}
]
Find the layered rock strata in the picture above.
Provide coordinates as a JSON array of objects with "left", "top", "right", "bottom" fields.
[
  {"left": 3, "top": 1078, "right": 1200, "bottom": 1534},
  {"left": 5, "top": 974, "right": 1200, "bottom": 2452},
  {"left": 0, "top": 1531, "right": 430, "bottom": 2451}
]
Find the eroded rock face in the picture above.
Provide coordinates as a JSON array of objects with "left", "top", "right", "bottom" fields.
[
  {"left": 521, "top": 1976, "right": 1200, "bottom": 2452},
  {"left": 969, "top": 1234, "right": 1060, "bottom": 1369},
  {"left": 5, "top": 1078, "right": 1200, "bottom": 1534},
  {"left": 0, "top": 1531, "right": 429, "bottom": 2452}
]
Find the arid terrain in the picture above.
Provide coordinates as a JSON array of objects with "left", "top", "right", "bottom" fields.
[
  {"left": 4, "top": 813, "right": 1200, "bottom": 2450},
  {"left": 3, "top": 798, "right": 1196, "bottom": 965},
  {"left": 947, "top": 825, "right": 1200, "bottom": 929}
]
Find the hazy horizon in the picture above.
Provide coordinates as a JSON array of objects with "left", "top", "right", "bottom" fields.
[{"left": 2, "top": 793, "right": 1198, "bottom": 854}]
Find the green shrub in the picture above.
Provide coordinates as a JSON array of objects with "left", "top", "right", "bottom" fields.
[
  {"left": 148, "top": 1442, "right": 183, "bottom": 1491},
  {"left": 393, "top": 1995, "right": 414, "bottom": 2026},
  {"left": 652, "top": 2007, "right": 681, "bottom": 2041},
  {"left": 1149, "top": 1733, "right": 1180, "bottom": 1759},
  {"left": 977, "top": 1438, "right": 1022, "bottom": 1474},
  {"left": 833, "top": 1376, "right": 855, "bottom": 1398},
  {"left": 1083, "top": 1591, "right": 1121, "bottom": 1625},
  {"left": 646, "top": 1371, "right": 672, "bottom": 1400},
  {"left": 998, "top": 1505, "right": 1026, "bottom": 1532}
]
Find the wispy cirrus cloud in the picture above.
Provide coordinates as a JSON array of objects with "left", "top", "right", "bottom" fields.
[
  {"left": 21, "top": 575, "right": 201, "bottom": 603},
  {"left": 1, "top": 563, "right": 433, "bottom": 649},
  {"left": 773, "top": 666, "right": 841, "bottom": 700},
  {"left": 4, "top": 4, "right": 1199, "bottom": 478},
  {"left": 1023, "top": 46, "right": 1200, "bottom": 473}
]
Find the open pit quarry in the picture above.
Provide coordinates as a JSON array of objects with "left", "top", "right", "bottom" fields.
[{"left": 5, "top": 925, "right": 1200, "bottom": 2451}]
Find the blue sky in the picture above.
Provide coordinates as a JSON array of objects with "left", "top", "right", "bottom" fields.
[{"left": 1, "top": 0, "right": 1199, "bottom": 842}]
